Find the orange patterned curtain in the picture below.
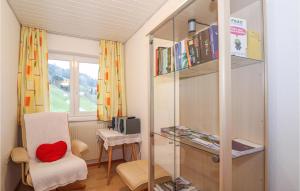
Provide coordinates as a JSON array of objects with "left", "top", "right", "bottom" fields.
[
  {"left": 17, "top": 26, "right": 49, "bottom": 125},
  {"left": 97, "top": 40, "right": 127, "bottom": 121}
]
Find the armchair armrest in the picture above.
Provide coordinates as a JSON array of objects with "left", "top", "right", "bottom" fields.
[
  {"left": 71, "top": 139, "right": 88, "bottom": 157},
  {"left": 11, "top": 147, "right": 29, "bottom": 164}
]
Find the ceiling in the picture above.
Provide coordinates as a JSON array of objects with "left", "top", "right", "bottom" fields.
[{"left": 8, "top": 0, "right": 168, "bottom": 42}]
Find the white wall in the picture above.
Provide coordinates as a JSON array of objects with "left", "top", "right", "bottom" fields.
[
  {"left": 48, "top": 33, "right": 99, "bottom": 57},
  {"left": 266, "top": 0, "right": 300, "bottom": 190},
  {"left": 0, "top": 0, "right": 21, "bottom": 190},
  {"left": 125, "top": 0, "right": 189, "bottom": 160}
]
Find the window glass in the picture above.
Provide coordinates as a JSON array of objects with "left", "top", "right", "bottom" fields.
[
  {"left": 79, "top": 62, "right": 99, "bottom": 112},
  {"left": 48, "top": 60, "right": 71, "bottom": 112}
]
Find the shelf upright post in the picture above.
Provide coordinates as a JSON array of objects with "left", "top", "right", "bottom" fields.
[
  {"left": 218, "top": 0, "right": 233, "bottom": 191},
  {"left": 262, "top": 1, "right": 269, "bottom": 191},
  {"left": 148, "top": 35, "right": 155, "bottom": 191}
]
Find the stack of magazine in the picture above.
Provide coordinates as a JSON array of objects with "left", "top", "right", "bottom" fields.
[
  {"left": 154, "top": 177, "right": 199, "bottom": 191},
  {"left": 159, "top": 126, "right": 264, "bottom": 158},
  {"left": 160, "top": 126, "right": 192, "bottom": 137}
]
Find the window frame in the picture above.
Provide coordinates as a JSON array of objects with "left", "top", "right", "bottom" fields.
[{"left": 48, "top": 53, "right": 99, "bottom": 121}]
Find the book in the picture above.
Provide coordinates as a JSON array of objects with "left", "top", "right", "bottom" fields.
[
  {"left": 199, "top": 28, "right": 213, "bottom": 63},
  {"left": 174, "top": 42, "right": 181, "bottom": 71},
  {"left": 167, "top": 47, "right": 172, "bottom": 72},
  {"left": 180, "top": 40, "right": 189, "bottom": 69},
  {"left": 158, "top": 47, "right": 164, "bottom": 75},
  {"left": 156, "top": 47, "right": 172, "bottom": 75},
  {"left": 209, "top": 24, "right": 219, "bottom": 59},
  {"left": 185, "top": 40, "right": 192, "bottom": 67},
  {"left": 247, "top": 30, "right": 262, "bottom": 60},
  {"left": 187, "top": 39, "right": 196, "bottom": 66},
  {"left": 155, "top": 48, "right": 159, "bottom": 76},
  {"left": 193, "top": 34, "right": 201, "bottom": 65},
  {"left": 162, "top": 48, "right": 168, "bottom": 74},
  {"left": 230, "top": 17, "right": 247, "bottom": 57}
]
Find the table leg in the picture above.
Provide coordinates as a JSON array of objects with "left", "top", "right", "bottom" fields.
[
  {"left": 122, "top": 144, "right": 126, "bottom": 160},
  {"left": 107, "top": 146, "right": 113, "bottom": 185},
  {"left": 131, "top": 143, "right": 138, "bottom": 161},
  {"left": 98, "top": 140, "right": 104, "bottom": 168}
]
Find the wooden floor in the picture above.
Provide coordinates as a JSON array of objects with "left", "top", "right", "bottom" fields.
[{"left": 17, "top": 160, "right": 130, "bottom": 191}]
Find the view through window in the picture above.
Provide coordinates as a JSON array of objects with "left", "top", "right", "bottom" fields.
[
  {"left": 48, "top": 60, "right": 71, "bottom": 112},
  {"left": 79, "top": 62, "right": 98, "bottom": 112},
  {"left": 48, "top": 55, "right": 99, "bottom": 117}
]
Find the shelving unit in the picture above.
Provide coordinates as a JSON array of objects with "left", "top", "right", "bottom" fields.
[{"left": 149, "top": 0, "right": 266, "bottom": 191}]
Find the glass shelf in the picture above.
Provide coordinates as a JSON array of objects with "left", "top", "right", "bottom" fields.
[
  {"left": 153, "top": 127, "right": 264, "bottom": 159},
  {"left": 155, "top": 55, "right": 263, "bottom": 79}
]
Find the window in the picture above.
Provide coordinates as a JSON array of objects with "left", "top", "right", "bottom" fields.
[{"left": 48, "top": 54, "right": 98, "bottom": 119}]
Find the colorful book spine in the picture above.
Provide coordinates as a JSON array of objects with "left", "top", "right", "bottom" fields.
[
  {"left": 209, "top": 24, "right": 219, "bottom": 59},
  {"left": 180, "top": 40, "right": 188, "bottom": 69},
  {"left": 155, "top": 48, "right": 159, "bottom": 76},
  {"left": 167, "top": 47, "right": 172, "bottom": 72},
  {"left": 174, "top": 43, "right": 178, "bottom": 71},
  {"left": 199, "top": 28, "right": 213, "bottom": 63},
  {"left": 170, "top": 47, "right": 174, "bottom": 72},
  {"left": 187, "top": 39, "right": 196, "bottom": 66},
  {"left": 178, "top": 42, "right": 182, "bottom": 70},
  {"left": 185, "top": 40, "right": 192, "bottom": 67},
  {"left": 158, "top": 47, "right": 164, "bottom": 75},
  {"left": 193, "top": 34, "right": 201, "bottom": 65},
  {"left": 162, "top": 48, "right": 168, "bottom": 74},
  {"left": 175, "top": 42, "right": 182, "bottom": 71}
]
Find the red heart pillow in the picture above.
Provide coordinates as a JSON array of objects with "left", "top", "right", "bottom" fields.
[{"left": 36, "top": 141, "right": 67, "bottom": 162}]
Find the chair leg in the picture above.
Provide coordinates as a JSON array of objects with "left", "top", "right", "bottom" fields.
[
  {"left": 131, "top": 143, "right": 138, "bottom": 160},
  {"left": 107, "top": 146, "right": 113, "bottom": 185},
  {"left": 98, "top": 140, "right": 104, "bottom": 168},
  {"left": 122, "top": 144, "right": 126, "bottom": 160}
]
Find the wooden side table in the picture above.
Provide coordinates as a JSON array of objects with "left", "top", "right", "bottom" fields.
[{"left": 96, "top": 128, "right": 142, "bottom": 185}]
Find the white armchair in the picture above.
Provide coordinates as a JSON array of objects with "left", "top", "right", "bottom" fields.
[{"left": 11, "top": 112, "right": 88, "bottom": 191}]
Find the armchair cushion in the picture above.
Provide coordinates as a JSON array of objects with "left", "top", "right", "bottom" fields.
[
  {"left": 11, "top": 147, "right": 29, "bottom": 163},
  {"left": 29, "top": 153, "right": 87, "bottom": 191}
]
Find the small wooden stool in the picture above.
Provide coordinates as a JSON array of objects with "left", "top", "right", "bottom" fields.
[{"left": 116, "top": 160, "right": 171, "bottom": 191}]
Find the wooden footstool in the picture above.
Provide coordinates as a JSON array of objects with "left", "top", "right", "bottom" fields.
[{"left": 116, "top": 160, "right": 171, "bottom": 191}]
